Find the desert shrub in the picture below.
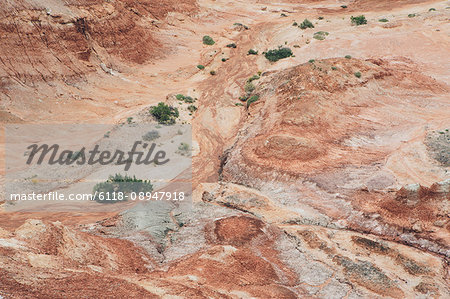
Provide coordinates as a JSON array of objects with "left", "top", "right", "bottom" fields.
[
  {"left": 93, "top": 174, "right": 153, "bottom": 203},
  {"left": 354, "top": 72, "right": 362, "bottom": 78},
  {"left": 247, "top": 75, "right": 260, "bottom": 82},
  {"left": 202, "top": 35, "right": 215, "bottom": 45},
  {"left": 379, "top": 18, "right": 389, "bottom": 22},
  {"left": 239, "top": 95, "right": 249, "bottom": 101},
  {"left": 300, "top": 19, "right": 314, "bottom": 29},
  {"left": 150, "top": 102, "right": 179, "bottom": 124},
  {"left": 429, "top": 8, "right": 436, "bottom": 11},
  {"left": 226, "top": 43, "right": 237, "bottom": 48},
  {"left": 408, "top": 13, "right": 416, "bottom": 18},
  {"left": 264, "top": 47, "right": 293, "bottom": 62},
  {"left": 126, "top": 117, "right": 133, "bottom": 124},
  {"left": 177, "top": 142, "right": 190, "bottom": 156},
  {"left": 246, "top": 95, "right": 259, "bottom": 109},
  {"left": 210, "top": 70, "right": 216, "bottom": 75},
  {"left": 280, "top": 13, "right": 287, "bottom": 17},
  {"left": 318, "top": 16, "right": 324, "bottom": 20},
  {"left": 244, "top": 82, "right": 256, "bottom": 94},
  {"left": 292, "top": 22, "right": 298, "bottom": 26},
  {"left": 233, "top": 23, "right": 249, "bottom": 30},
  {"left": 351, "top": 15, "right": 367, "bottom": 25},
  {"left": 313, "top": 31, "right": 329, "bottom": 40},
  {"left": 309, "top": 59, "right": 315, "bottom": 63},
  {"left": 142, "top": 130, "right": 160, "bottom": 141},
  {"left": 345, "top": 55, "right": 352, "bottom": 59},
  {"left": 197, "top": 64, "right": 205, "bottom": 70},
  {"left": 331, "top": 66, "right": 337, "bottom": 70},
  {"left": 187, "top": 105, "right": 197, "bottom": 112},
  {"left": 248, "top": 49, "right": 258, "bottom": 55},
  {"left": 221, "top": 58, "right": 228, "bottom": 62},
  {"left": 341, "top": 5, "right": 347, "bottom": 8},
  {"left": 176, "top": 94, "right": 185, "bottom": 100}
]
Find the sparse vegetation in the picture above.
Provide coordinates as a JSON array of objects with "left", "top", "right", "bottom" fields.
[
  {"left": 408, "top": 13, "right": 416, "bottom": 18},
  {"left": 354, "top": 72, "right": 362, "bottom": 78},
  {"left": 93, "top": 174, "right": 153, "bottom": 203},
  {"left": 150, "top": 102, "right": 179, "bottom": 125},
  {"left": 187, "top": 105, "right": 197, "bottom": 113},
  {"left": 292, "top": 22, "right": 298, "bottom": 26},
  {"left": 126, "top": 117, "right": 133, "bottom": 124},
  {"left": 300, "top": 19, "right": 314, "bottom": 29},
  {"left": 318, "top": 16, "right": 324, "bottom": 20},
  {"left": 313, "top": 31, "right": 329, "bottom": 40},
  {"left": 351, "top": 15, "right": 367, "bottom": 25},
  {"left": 244, "top": 82, "right": 256, "bottom": 93},
  {"left": 235, "top": 103, "right": 244, "bottom": 106},
  {"left": 176, "top": 94, "right": 195, "bottom": 103},
  {"left": 226, "top": 43, "right": 237, "bottom": 48},
  {"left": 264, "top": 47, "right": 293, "bottom": 62},
  {"left": 247, "top": 75, "right": 260, "bottom": 83},
  {"left": 221, "top": 58, "right": 228, "bottom": 62},
  {"left": 210, "top": 70, "right": 216, "bottom": 75},
  {"left": 341, "top": 5, "right": 347, "bottom": 9},
  {"left": 233, "top": 23, "right": 249, "bottom": 30},
  {"left": 197, "top": 64, "right": 205, "bottom": 70},
  {"left": 345, "top": 55, "right": 352, "bottom": 59},
  {"left": 331, "top": 66, "right": 338, "bottom": 70},
  {"left": 309, "top": 59, "right": 315, "bottom": 63},
  {"left": 177, "top": 142, "right": 190, "bottom": 156},
  {"left": 379, "top": 18, "right": 389, "bottom": 22},
  {"left": 429, "top": 8, "right": 436, "bottom": 12},
  {"left": 248, "top": 49, "right": 258, "bottom": 55},
  {"left": 280, "top": 13, "right": 287, "bottom": 17},
  {"left": 202, "top": 35, "right": 215, "bottom": 45},
  {"left": 246, "top": 95, "right": 259, "bottom": 109},
  {"left": 142, "top": 130, "right": 160, "bottom": 141}
]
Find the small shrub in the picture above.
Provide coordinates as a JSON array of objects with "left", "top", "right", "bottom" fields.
[
  {"left": 313, "top": 31, "right": 329, "bottom": 40},
  {"left": 300, "top": 19, "right": 314, "bottom": 29},
  {"left": 150, "top": 102, "right": 179, "bottom": 124},
  {"left": 379, "top": 18, "right": 389, "bottom": 22},
  {"left": 226, "top": 43, "right": 237, "bottom": 48},
  {"left": 126, "top": 117, "right": 133, "bottom": 124},
  {"left": 408, "top": 13, "right": 416, "bottom": 18},
  {"left": 93, "top": 174, "right": 153, "bottom": 203},
  {"left": 341, "top": 5, "right": 347, "bottom": 8},
  {"left": 221, "top": 58, "right": 227, "bottom": 62},
  {"left": 318, "top": 16, "right": 324, "bottom": 20},
  {"left": 309, "top": 59, "right": 315, "bottom": 63},
  {"left": 244, "top": 82, "right": 256, "bottom": 93},
  {"left": 197, "top": 64, "right": 205, "bottom": 70},
  {"left": 351, "top": 15, "right": 367, "bottom": 25},
  {"left": 184, "top": 96, "right": 194, "bottom": 103},
  {"left": 233, "top": 23, "right": 249, "bottom": 30},
  {"left": 187, "top": 105, "right": 197, "bottom": 112},
  {"left": 248, "top": 49, "right": 258, "bottom": 55},
  {"left": 235, "top": 103, "right": 244, "bottom": 106},
  {"left": 429, "top": 8, "right": 436, "bottom": 11},
  {"left": 280, "top": 13, "right": 287, "bottom": 17},
  {"left": 292, "top": 22, "right": 298, "bottom": 26},
  {"left": 264, "top": 47, "right": 293, "bottom": 62},
  {"left": 176, "top": 94, "right": 185, "bottom": 100},
  {"left": 246, "top": 95, "right": 259, "bottom": 109},
  {"left": 345, "top": 55, "right": 352, "bottom": 59},
  {"left": 247, "top": 75, "right": 260, "bottom": 82},
  {"left": 177, "top": 142, "right": 190, "bottom": 156},
  {"left": 331, "top": 66, "right": 337, "bottom": 70},
  {"left": 210, "top": 70, "right": 216, "bottom": 75},
  {"left": 202, "top": 35, "right": 215, "bottom": 45},
  {"left": 239, "top": 95, "right": 249, "bottom": 101},
  {"left": 354, "top": 72, "right": 361, "bottom": 78},
  {"left": 142, "top": 130, "right": 160, "bottom": 141}
]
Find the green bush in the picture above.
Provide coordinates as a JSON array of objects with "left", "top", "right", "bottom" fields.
[
  {"left": 292, "top": 22, "right": 298, "bottom": 26},
  {"left": 429, "top": 8, "right": 436, "bottom": 11},
  {"left": 142, "top": 130, "right": 160, "bottom": 141},
  {"left": 150, "top": 102, "right": 179, "bottom": 124},
  {"left": 93, "top": 174, "right": 153, "bottom": 203},
  {"left": 176, "top": 94, "right": 185, "bottom": 100},
  {"left": 313, "top": 31, "right": 329, "bottom": 40},
  {"left": 202, "top": 35, "right": 215, "bottom": 45},
  {"left": 300, "top": 19, "right": 314, "bottom": 29},
  {"left": 378, "top": 18, "right": 389, "bottom": 22},
  {"left": 226, "top": 43, "right": 237, "bottom": 48},
  {"left": 247, "top": 75, "right": 260, "bottom": 82},
  {"left": 248, "top": 49, "right": 258, "bottom": 55},
  {"left": 309, "top": 59, "right": 315, "bottom": 63},
  {"left": 341, "top": 5, "right": 347, "bottom": 8},
  {"left": 318, "top": 16, "right": 324, "bottom": 20},
  {"left": 351, "top": 15, "right": 367, "bottom": 25},
  {"left": 345, "top": 55, "right": 352, "bottom": 59},
  {"left": 239, "top": 95, "right": 249, "bottom": 101},
  {"left": 354, "top": 72, "right": 361, "bottom": 78},
  {"left": 264, "top": 47, "right": 293, "bottom": 62},
  {"left": 246, "top": 95, "right": 259, "bottom": 109},
  {"left": 408, "top": 13, "right": 416, "bottom": 18},
  {"left": 197, "top": 64, "right": 205, "bottom": 70},
  {"left": 331, "top": 66, "right": 337, "bottom": 70}
]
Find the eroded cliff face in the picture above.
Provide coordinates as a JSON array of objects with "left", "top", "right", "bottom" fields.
[{"left": 1, "top": 0, "right": 449, "bottom": 298}]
